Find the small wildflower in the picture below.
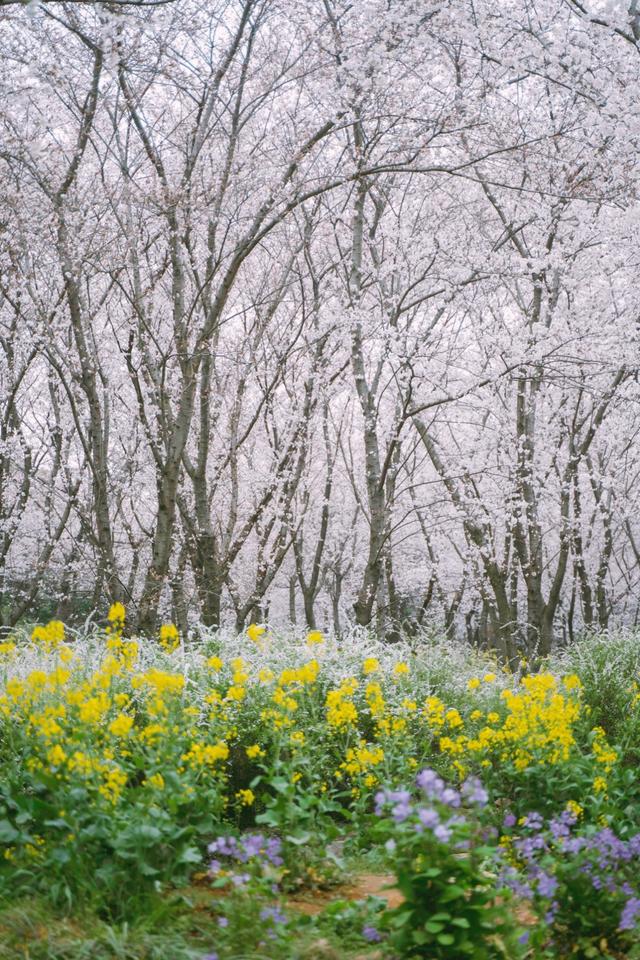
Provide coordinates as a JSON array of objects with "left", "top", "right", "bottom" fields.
[
  {"left": 236, "top": 789, "right": 255, "bottom": 806},
  {"left": 159, "top": 623, "right": 179, "bottom": 653},
  {"left": 362, "top": 925, "right": 382, "bottom": 943},
  {"left": 247, "top": 623, "right": 266, "bottom": 643}
]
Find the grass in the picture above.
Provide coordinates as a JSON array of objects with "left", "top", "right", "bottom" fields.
[{"left": 0, "top": 879, "right": 388, "bottom": 960}]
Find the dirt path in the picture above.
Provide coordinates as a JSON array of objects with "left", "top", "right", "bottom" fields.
[{"left": 287, "top": 873, "right": 403, "bottom": 915}]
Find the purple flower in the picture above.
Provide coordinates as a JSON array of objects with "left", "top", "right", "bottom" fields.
[
  {"left": 461, "top": 777, "right": 489, "bottom": 806},
  {"left": 503, "top": 812, "right": 517, "bottom": 828},
  {"left": 418, "top": 807, "right": 440, "bottom": 829},
  {"left": 620, "top": 897, "right": 640, "bottom": 931},
  {"left": 441, "top": 787, "right": 461, "bottom": 808},
  {"left": 446, "top": 814, "right": 466, "bottom": 828},
  {"left": 563, "top": 837, "right": 586, "bottom": 855},
  {"left": 231, "top": 872, "right": 250, "bottom": 887},
  {"left": 242, "top": 833, "right": 265, "bottom": 860},
  {"left": 208, "top": 859, "right": 222, "bottom": 874},
  {"left": 513, "top": 879, "right": 533, "bottom": 898},
  {"left": 202, "top": 954, "right": 218, "bottom": 960},
  {"left": 536, "top": 871, "right": 558, "bottom": 904},
  {"left": 523, "top": 812, "right": 543, "bottom": 831},
  {"left": 392, "top": 802, "right": 412, "bottom": 823},
  {"left": 218, "top": 916, "right": 229, "bottom": 928},
  {"left": 549, "top": 819, "right": 570, "bottom": 840},
  {"left": 434, "top": 823, "right": 452, "bottom": 843},
  {"left": 362, "top": 925, "right": 382, "bottom": 942},
  {"left": 416, "top": 768, "right": 444, "bottom": 799},
  {"left": 514, "top": 834, "right": 546, "bottom": 861},
  {"left": 266, "top": 837, "right": 283, "bottom": 866},
  {"left": 518, "top": 932, "right": 530, "bottom": 945},
  {"left": 389, "top": 789, "right": 411, "bottom": 805},
  {"left": 260, "top": 906, "right": 287, "bottom": 925},
  {"left": 208, "top": 836, "right": 238, "bottom": 857}
]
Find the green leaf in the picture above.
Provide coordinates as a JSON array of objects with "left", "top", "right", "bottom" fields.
[
  {"left": 255, "top": 810, "right": 279, "bottom": 826},
  {"left": 285, "top": 832, "right": 312, "bottom": 845},
  {"left": 0, "top": 820, "right": 18, "bottom": 843},
  {"left": 177, "top": 846, "right": 201, "bottom": 864},
  {"left": 270, "top": 777, "right": 291, "bottom": 794},
  {"left": 440, "top": 884, "right": 467, "bottom": 901},
  {"left": 50, "top": 847, "right": 71, "bottom": 865},
  {"left": 132, "top": 824, "right": 162, "bottom": 843},
  {"left": 437, "top": 933, "right": 456, "bottom": 945}
]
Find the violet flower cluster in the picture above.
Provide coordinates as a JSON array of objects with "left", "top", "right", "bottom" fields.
[
  {"left": 207, "top": 832, "right": 283, "bottom": 888},
  {"left": 499, "top": 809, "right": 640, "bottom": 933},
  {"left": 374, "top": 768, "right": 489, "bottom": 844}
]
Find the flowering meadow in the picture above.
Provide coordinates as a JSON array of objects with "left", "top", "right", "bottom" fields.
[{"left": 0, "top": 610, "right": 640, "bottom": 959}]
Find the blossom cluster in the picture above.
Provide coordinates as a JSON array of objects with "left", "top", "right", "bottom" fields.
[
  {"left": 499, "top": 806, "right": 640, "bottom": 945},
  {"left": 208, "top": 832, "right": 284, "bottom": 888}
]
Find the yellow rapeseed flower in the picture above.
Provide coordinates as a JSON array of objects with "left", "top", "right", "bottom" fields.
[
  {"left": 47, "top": 744, "right": 67, "bottom": 767},
  {"left": 236, "top": 788, "right": 255, "bottom": 806},
  {"left": 108, "top": 602, "right": 125, "bottom": 622},
  {"left": 159, "top": 623, "right": 179, "bottom": 653},
  {"left": 247, "top": 623, "right": 266, "bottom": 643},
  {"left": 31, "top": 620, "right": 65, "bottom": 651},
  {"left": 109, "top": 714, "right": 134, "bottom": 738},
  {"left": 362, "top": 657, "right": 380, "bottom": 675}
]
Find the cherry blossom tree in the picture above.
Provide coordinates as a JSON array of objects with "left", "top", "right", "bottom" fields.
[{"left": 0, "top": 0, "right": 638, "bottom": 652}]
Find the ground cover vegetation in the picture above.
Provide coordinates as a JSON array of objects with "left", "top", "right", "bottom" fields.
[{"left": 1, "top": 608, "right": 639, "bottom": 959}]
